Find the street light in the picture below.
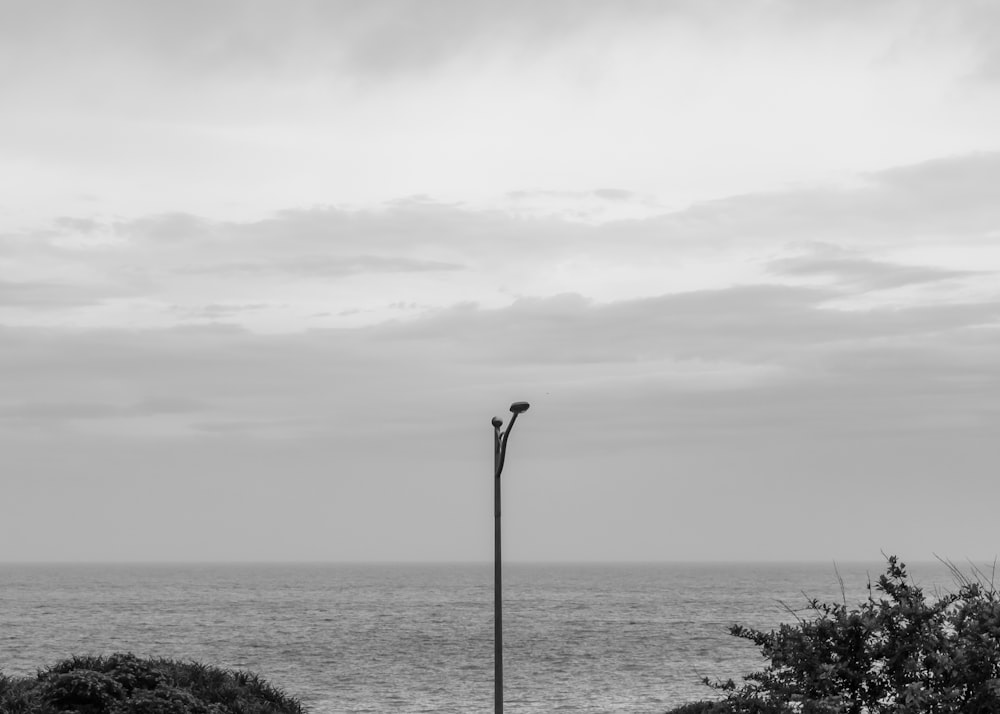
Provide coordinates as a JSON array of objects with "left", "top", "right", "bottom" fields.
[{"left": 492, "top": 400, "right": 530, "bottom": 714}]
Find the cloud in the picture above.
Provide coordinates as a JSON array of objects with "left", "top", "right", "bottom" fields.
[
  {"left": 3, "top": 150, "right": 997, "bottom": 333},
  {"left": 176, "top": 303, "right": 271, "bottom": 319},
  {"left": 1, "top": 396, "right": 206, "bottom": 423},
  {"left": 115, "top": 213, "right": 210, "bottom": 244},
  {"left": 767, "top": 251, "right": 980, "bottom": 292},
  {"left": 4, "top": 0, "right": 1000, "bottom": 242},
  {"left": 0, "top": 280, "right": 108, "bottom": 309},
  {"left": 54, "top": 216, "right": 101, "bottom": 234},
  {"left": 4, "top": 3, "right": 1000, "bottom": 562},
  {"left": 641, "top": 152, "right": 1000, "bottom": 250},
  {"left": 3, "top": 1, "right": 995, "bottom": 83},
  {"left": 4, "top": 282, "right": 998, "bottom": 561},
  {"left": 3, "top": 282, "right": 998, "bottom": 442},
  {"left": 591, "top": 189, "right": 636, "bottom": 201},
  {"left": 385, "top": 288, "right": 1000, "bottom": 373},
  {"left": 507, "top": 188, "right": 637, "bottom": 202},
  {"left": 0, "top": 1, "right": 673, "bottom": 85},
  {"left": 180, "top": 255, "right": 464, "bottom": 278}
]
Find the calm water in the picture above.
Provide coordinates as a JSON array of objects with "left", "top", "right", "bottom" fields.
[{"left": 0, "top": 562, "right": 957, "bottom": 713}]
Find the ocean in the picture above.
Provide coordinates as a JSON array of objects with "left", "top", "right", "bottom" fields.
[{"left": 0, "top": 561, "right": 960, "bottom": 713}]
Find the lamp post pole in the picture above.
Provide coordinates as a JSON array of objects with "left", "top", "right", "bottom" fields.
[{"left": 492, "top": 401, "right": 530, "bottom": 714}]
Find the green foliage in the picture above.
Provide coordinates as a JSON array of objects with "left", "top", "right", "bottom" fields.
[
  {"left": 43, "top": 654, "right": 166, "bottom": 695},
  {"left": 0, "top": 654, "right": 303, "bottom": 714},
  {"left": 110, "top": 687, "right": 222, "bottom": 714},
  {"left": 105, "top": 654, "right": 169, "bottom": 695},
  {"left": 701, "top": 556, "right": 1000, "bottom": 714},
  {"left": 41, "top": 670, "right": 125, "bottom": 713},
  {"left": 0, "top": 673, "right": 49, "bottom": 714}
]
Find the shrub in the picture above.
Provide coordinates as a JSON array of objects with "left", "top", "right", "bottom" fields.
[
  {"left": 111, "top": 687, "right": 221, "bottom": 714},
  {"left": 105, "top": 653, "right": 168, "bottom": 694},
  {"left": 700, "top": 556, "right": 1000, "bottom": 714},
  {"left": 40, "top": 670, "right": 124, "bottom": 713},
  {"left": 0, "top": 674, "right": 46, "bottom": 714},
  {"left": 0, "top": 654, "right": 302, "bottom": 714}
]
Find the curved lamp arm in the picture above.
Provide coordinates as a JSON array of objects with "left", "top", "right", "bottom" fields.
[
  {"left": 494, "top": 402, "right": 529, "bottom": 479},
  {"left": 495, "top": 412, "right": 519, "bottom": 478}
]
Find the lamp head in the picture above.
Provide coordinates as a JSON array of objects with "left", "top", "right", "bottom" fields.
[
  {"left": 509, "top": 401, "right": 530, "bottom": 414},
  {"left": 491, "top": 416, "right": 503, "bottom": 428}
]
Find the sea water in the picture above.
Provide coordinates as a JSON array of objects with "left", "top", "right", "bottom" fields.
[{"left": 0, "top": 562, "right": 959, "bottom": 713}]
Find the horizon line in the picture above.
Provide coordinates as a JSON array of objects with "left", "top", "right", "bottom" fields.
[{"left": 0, "top": 557, "right": 970, "bottom": 566}]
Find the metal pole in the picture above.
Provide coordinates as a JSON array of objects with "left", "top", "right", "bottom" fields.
[
  {"left": 494, "top": 428, "right": 503, "bottom": 714},
  {"left": 491, "top": 402, "right": 528, "bottom": 714}
]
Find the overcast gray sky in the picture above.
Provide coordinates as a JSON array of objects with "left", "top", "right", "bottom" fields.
[{"left": 2, "top": 0, "right": 999, "bottom": 563}]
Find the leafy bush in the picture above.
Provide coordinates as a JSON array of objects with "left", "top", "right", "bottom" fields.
[
  {"left": 686, "top": 556, "right": 1000, "bottom": 714},
  {"left": 0, "top": 654, "right": 302, "bottom": 714},
  {"left": 106, "top": 653, "right": 169, "bottom": 694},
  {"left": 111, "top": 687, "right": 221, "bottom": 714},
  {"left": 41, "top": 670, "right": 125, "bottom": 713}
]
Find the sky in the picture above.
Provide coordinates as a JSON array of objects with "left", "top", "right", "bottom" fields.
[{"left": 2, "top": 0, "right": 999, "bottom": 563}]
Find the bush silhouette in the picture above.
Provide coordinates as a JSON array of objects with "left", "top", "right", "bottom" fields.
[
  {"left": 0, "top": 654, "right": 302, "bottom": 714},
  {"left": 41, "top": 670, "right": 125, "bottom": 713},
  {"left": 111, "top": 687, "right": 222, "bottom": 714},
  {"left": 670, "top": 556, "right": 1000, "bottom": 713}
]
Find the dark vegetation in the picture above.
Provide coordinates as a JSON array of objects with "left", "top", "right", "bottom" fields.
[
  {"left": 668, "top": 556, "right": 1000, "bottom": 714},
  {"left": 0, "top": 653, "right": 303, "bottom": 714}
]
